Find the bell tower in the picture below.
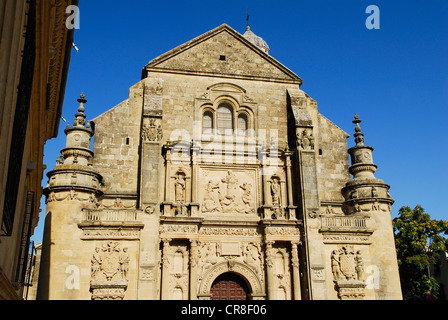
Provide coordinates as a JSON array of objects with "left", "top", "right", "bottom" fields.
[
  {"left": 342, "top": 114, "right": 393, "bottom": 213},
  {"left": 341, "top": 114, "right": 402, "bottom": 299},
  {"left": 38, "top": 94, "right": 103, "bottom": 299}
]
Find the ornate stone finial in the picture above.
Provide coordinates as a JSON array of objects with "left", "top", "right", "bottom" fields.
[
  {"left": 352, "top": 114, "right": 364, "bottom": 146},
  {"left": 75, "top": 93, "right": 87, "bottom": 127},
  {"left": 78, "top": 92, "right": 87, "bottom": 103}
]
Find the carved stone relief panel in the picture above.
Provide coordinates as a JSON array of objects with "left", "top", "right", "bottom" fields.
[
  {"left": 330, "top": 245, "right": 367, "bottom": 300},
  {"left": 142, "top": 117, "right": 163, "bottom": 142},
  {"left": 168, "top": 241, "right": 189, "bottom": 299},
  {"left": 198, "top": 167, "right": 259, "bottom": 216},
  {"left": 90, "top": 241, "right": 129, "bottom": 300},
  {"left": 296, "top": 128, "right": 314, "bottom": 151},
  {"left": 271, "top": 244, "right": 291, "bottom": 300},
  {"left": 195, "top": 240, "right": 265, "bottom": 287}
]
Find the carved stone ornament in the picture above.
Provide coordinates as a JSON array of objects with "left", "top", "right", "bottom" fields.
[
  {"left": 201, "top": 170, "right": 255, "bottom": 215},
  {"left": 142, "top": 118, "right": 163, "bottom": 142},
  {"left": 90, "top": 241, "right": 129, "bottom": 300},
  {"left": 331, "top": 245, "right": 366, "bottom": 300},
  {"left": 296, "top": 129, "right": 315, "bottom": 151}
]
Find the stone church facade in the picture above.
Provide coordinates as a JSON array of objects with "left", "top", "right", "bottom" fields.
[{"left": 37, "top": 24, "right": 402, "bottom": 300}]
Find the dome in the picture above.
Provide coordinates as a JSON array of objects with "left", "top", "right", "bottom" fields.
[{"left": 242, "top": 26, "right": 270, "bottom": 53}]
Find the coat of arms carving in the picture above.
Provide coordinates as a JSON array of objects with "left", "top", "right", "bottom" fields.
[
  {"left": 331, "top": 245, "right": 366, "bottom": 300},
  {"left": 90, "top": 241, "right": 130, "bottom": 300}
]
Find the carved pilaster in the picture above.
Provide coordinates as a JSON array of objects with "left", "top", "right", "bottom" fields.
[
  {"left": 291, "top": 242, "right": 302, "bottom": 300},
  {"left": 265, "top": 241, "right": 276, "bottom": 300},
  {"left": 161, "top": 239, "right": 172, "bottom": 300}
]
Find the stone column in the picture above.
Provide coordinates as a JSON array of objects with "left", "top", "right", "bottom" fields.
[
  {"left": 161, "top": 239, "right": 171, "bottom": 300},
  {"left": 165, "top": 150, "right": 172, "bottom": 201},
  {"left": 265, "top": 241, "right": 276, "bottom": 300},
  {"left": 189, "top": 240, "right": 198, "bottom": 300},
  {"left": 284, "top": 150, "right": 296, "bottom": 219},
  {"left": 162, "top": 148, "right": 172, "bottom": 216},
  {"left": 190, "top": 143, "right": 200, "bottom": 216},
  {"left": 291, "top": 242, "right": 302, "bottom": 300}
]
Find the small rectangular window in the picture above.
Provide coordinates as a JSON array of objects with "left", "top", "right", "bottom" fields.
[{"left": 219, "top": 55, "right": 226, "bottom": 61}]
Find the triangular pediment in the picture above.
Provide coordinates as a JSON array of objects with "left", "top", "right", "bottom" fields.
[{"left": 143, "top": 24, "right": 302, "bottom": 84}]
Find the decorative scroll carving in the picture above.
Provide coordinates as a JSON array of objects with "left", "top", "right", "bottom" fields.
[{"left": 98, "top": 198, "right": 136, "bottom": 209}]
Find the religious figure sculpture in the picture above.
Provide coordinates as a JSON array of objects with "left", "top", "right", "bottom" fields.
[{"left": 175, "top": 173, "right": 186, "bottom": 202}]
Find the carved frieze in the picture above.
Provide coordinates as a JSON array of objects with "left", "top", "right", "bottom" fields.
[
  {"left": 98, "top": 198, "right": 136, "bottom": 209},
  {"left": 198, "top": 227, "right": 259, "bottom": 237},
  {"left": 319, "top": 215, "right": 372, "bottom": 244},
  {"left": 81, "top": 228, "right": 141, "bottom": 240},
  {"left": 160, "top": 224, "right": 198, "bottom": 235}
]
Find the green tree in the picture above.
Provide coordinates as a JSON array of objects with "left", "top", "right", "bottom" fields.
[{"left": 393, "top": 205, "right": 448, "bottom": 299}]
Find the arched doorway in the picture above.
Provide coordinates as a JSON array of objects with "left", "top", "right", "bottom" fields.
[{"left": 210, "top": 273, "right": 250, "bottom": 300}]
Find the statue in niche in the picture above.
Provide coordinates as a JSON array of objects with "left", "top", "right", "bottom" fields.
[
  {"left": 174, "top": 173, "right": 186, "bottom": 203},
  {"left": 271, "top": 178, "right": 281, "bottom": 206},
  {"left": 269, "top": 177, "right": 285, "bottom": 219}
]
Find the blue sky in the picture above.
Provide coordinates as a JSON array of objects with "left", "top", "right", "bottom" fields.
[{"left": 32, "top": 0, "right": 448, "bottom": 242}]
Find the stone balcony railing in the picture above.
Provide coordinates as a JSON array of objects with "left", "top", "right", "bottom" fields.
[
  {"left": 81, "top": 209, "right": 142, "bottom": 224},
  {"left": 320, "top": 215, "right": 369, "bottom": 231},
  {"left": 79, "top": 209, "right": 144, "bottom": 240}
]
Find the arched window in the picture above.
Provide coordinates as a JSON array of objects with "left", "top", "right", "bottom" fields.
[
  {"left": 217, "top": 104, "right": 233, "bottom": 134},
  {"left": 237, "top": 113, "right": 248, "bottom": 136},
  {"left": 203, "top": 110, "right": 213, "bottom": 134}
]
